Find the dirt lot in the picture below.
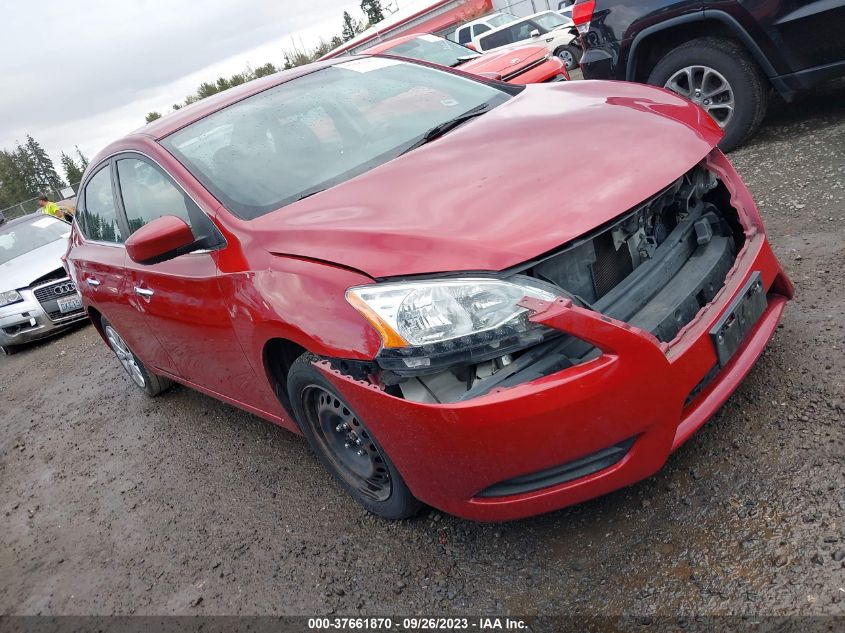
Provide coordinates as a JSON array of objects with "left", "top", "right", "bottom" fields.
[{"left": 2, "top": 79, "right": 844, "bottom": 618}]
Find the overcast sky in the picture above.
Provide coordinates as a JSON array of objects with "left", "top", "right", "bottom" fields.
[{"left": 0, "top": 0, "right": 364, "bottom": 173}]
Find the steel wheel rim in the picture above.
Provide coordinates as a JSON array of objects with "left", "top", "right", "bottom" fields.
[
  {"left": 302, "top": 385, "right": 391, "bottom": 502},
  {"left": 558, "top": 49, "right": 574, "bottom": 68},
  {"left": 104, "top": 325, "right": 146, "bottom": 388},
  {"left": 664, "top": 65, "right": 735, "bottom": 128}
]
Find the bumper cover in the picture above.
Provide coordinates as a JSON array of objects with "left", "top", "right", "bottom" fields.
[
  {"left": 0, "top": 283, "right": 87, "bottom": 348},
  {"left": 318, "top": 234, "right": 791, "bottom": 521}
]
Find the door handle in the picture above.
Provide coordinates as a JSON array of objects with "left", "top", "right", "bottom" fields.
[
  {"left": 134, "top": 286, "right": 154, "bottom": 298},
  {"left": 86, "top": 278, "right": 100, "bottom": 287}
]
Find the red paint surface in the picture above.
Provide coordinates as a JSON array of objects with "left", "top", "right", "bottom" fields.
[
  {"left": 125, "top": 215, "right": 193, "bottom": 264},
  {"left": 69, "top": 60, "right": 790, "bottom": 520}
]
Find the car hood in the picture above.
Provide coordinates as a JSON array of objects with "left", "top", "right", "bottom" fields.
[
  {"left": 0, "top": 238, "right": 68, "bottom": 292},
  {"left": 251, "top": 80, "right": 723, "bottom": 279},
  {"left": 457, "top": 45, "right": 548, "bottom": 76}
]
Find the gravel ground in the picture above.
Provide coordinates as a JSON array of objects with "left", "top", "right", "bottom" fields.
[{"left": 1, "top": 78, "right": 844, "bottom": 618}]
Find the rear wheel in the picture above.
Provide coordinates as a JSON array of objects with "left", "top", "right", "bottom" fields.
[
  {"left": 100, "top": 316, "right": 172, "bottom": 397},
  {"left": 287, "top": 354, "right": 422, "bottom": 520},
  {"left": 647, "top": 37, "right": 768, "bottom": 152}
]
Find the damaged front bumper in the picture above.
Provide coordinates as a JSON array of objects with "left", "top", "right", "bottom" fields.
[{"left": 316, "top": 153, "right": 794, "bottom": 521}]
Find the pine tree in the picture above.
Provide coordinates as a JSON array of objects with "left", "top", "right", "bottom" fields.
[
  {"left": 361, "top": 0, "right": 385, "bottom": 25},
  {"left": 341, "top": 11, "right": 360, "bottom": 42},
  {"left": 0, "top": 149, "right": 31, "bottom": 208},
  {"left": 60, "top": 152, "right": 84, "bottom": 188},
  {"left": 24, "top": 135, "right": 64, "bottom": 192},
  {"left": 75, "top": 146, "right": 89, "bottom": 170},
  {"left": 145, "top": 111, "right": 162, "bottom": 123},
  {"left": 15, "top": 144, "right": 40, "bottom": 195}
]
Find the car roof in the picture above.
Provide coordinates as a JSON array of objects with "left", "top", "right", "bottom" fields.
[
  {"left": 459, "top": 12, "right": 512, "bottom": 29},
  {"left": 362, "top": 33, "right": 426, "bottom": 54}
]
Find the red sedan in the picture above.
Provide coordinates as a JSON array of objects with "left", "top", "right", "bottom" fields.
[
  {"left": 362, "top": 33, "right": 569, "bottom": 84},
  {"left": 65, "top": 56, "right": 792, "bottom": 521}
]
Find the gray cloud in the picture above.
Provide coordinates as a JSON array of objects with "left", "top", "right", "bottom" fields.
[{"left": 1, "top": 0, "right": 357, "bottom": 159}]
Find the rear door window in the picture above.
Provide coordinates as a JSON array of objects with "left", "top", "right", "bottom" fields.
[
  {"left": 78, "top": 165, "right": 124, "bottom": 244},
  {"left": 478, "top": 24, "right": 520, "bottom": 50}
]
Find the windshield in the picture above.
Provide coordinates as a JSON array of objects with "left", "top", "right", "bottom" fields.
[
  {"left": 0, "top": 216, "right": 69, "bottom": 265},
  {"left": 532, "top": 11, "right": 569, "bottom": 31},
  {"left": 163, "top": 58, "right": 510, "bottom": 220},
  {"left": 488, "top": 13, "right": 517, "bottom": 27},
  {"left": 385, "top": 35, "right": 479, "bottom": 67}
]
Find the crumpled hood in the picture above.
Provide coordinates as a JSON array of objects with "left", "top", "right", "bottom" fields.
[
  {"left": 0, "top": 238, "right": 68, "bottom": 292},
  {"left": 458, "top": 45, "right": 548, "bottom": 77},
  {"left": 250, "top": 80, "right": 723, "bottom": 279}
]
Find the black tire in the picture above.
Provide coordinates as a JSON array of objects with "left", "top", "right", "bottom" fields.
[
  {"left": 1, "top": 345, "right": 19, "bottom": 356},
  {"left": 100, "top": 316, "right": 173, "bottom": 397},
  {"left": 556, "top": 45, "right": 582, "bottom": 71},
  {"left": 647, "top": 37, "right": 769, "bottom": 152},
  {"left": 287, "top": 353, "right": 422, "bottom": 520}
]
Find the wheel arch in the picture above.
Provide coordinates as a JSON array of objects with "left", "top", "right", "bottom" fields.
[
  {"left": 263, "top": 336, "right": 310, "bottom": 420},
  {"left": 86, "top": 305, "right": 108, "bottom": 344},
  {"left": 626, "top": 12, "right": 782, "bottom": 94}
]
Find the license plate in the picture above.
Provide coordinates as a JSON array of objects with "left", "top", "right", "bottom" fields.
[
  {"left": 709, "top": 271, "right": 767, "bottom": 366},
  {"left": 57, "top": 293, "right": 83, "bottom": 314}
]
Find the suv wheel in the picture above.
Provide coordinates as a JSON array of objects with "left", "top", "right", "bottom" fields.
[
  {"left": 101, "top": 316, "right": 172, "bottom": 396},
  {"left": 287, "top": 354, "right": 422, "bottom": 520},
  {"left": 647, "top": 37, "right": 768, "bottom": 152},
  {"left": 556, "top": 45, "right": 582, "bottom": 71}
]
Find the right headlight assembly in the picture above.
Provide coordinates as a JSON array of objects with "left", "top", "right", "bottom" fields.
[{"left": 347, "top": 277, "right": 559, "bottom": 375}]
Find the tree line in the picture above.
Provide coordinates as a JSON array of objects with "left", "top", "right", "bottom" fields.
[
  {"left": 145, "top": 0, "right": 389, "bottom": 124},
  {"left": 0, "top": 136, "right": 88, "bottom": 212}
]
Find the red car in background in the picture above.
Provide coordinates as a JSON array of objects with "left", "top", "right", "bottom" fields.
[
  {"left": 363, "top": 33, "right": 568, "bottom": 84},
  {"left": 66, "top": 56, "right": 791, "bottom": 521}
]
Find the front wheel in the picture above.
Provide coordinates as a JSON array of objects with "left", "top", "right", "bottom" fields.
[
  {"left": 647, "top": 37, "right": 768, "bottom": 152},
  {"left": 287, "top": 354, "right": 422, "bottom": 520},
  {"left": 100, "top": 316, "right": 172, "bottom": 397},
  {"left": 556, "top": 45, "right": 582, "bottom": 71}
]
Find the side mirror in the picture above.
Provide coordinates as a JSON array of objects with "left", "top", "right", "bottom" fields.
[
  {"left": 465, "top": 42, "right": 478, "bottom": 51},
  {"left": 478, "top": 71, "right": 504, "bottom": 81},
  {"left": 125, "top": 215, "right": 195, "bottom": 265},
  {"left": 530, "top": 29, "right": 541, "bottom": 38}
]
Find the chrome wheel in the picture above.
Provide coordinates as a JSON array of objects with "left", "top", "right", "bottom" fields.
[
  {"left": 302, "top": 386, "right": 391, "bottom": 502},
  {"left": 664, "top": 65, "right": 735, "bottom": 128},
  {"left": 104, "top": 325, "right": 145, "bottom": 388}
]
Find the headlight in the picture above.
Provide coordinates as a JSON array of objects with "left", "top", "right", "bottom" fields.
[
  {"left": 0, "top": 290, "right": 23, "bottom": 308},
  {"left": 347, "top": 277, "right": 559, "bottom": 374}
]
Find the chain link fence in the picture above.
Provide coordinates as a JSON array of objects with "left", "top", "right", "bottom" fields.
[{"left": 0, "top": 184, "right": 80, "bottom": 223}]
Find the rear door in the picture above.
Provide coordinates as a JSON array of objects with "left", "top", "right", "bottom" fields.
[
  {"left": 113, "top": 153, "right": 261, "bottom": 403},
  {"left": 70, "top": 161, "right": 163, "bottom": 365},
  {"left": 728, "top": 1, "right": 845, "bottom": 73}
]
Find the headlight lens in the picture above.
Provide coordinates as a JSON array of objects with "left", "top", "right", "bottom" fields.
[
  {"left": 347, "top": 278, "right": 557, "bottom": 348},
  {"left": 0, "top": 290, "right": 23, "bottom": 307}
]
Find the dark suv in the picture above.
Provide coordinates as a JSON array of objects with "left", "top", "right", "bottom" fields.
[{"left": 574, "top": 0, "right": 845, "bottom": 150}]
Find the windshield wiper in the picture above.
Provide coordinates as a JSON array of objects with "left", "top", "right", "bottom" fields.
[
  {"left": 399, "top": 103, "right": 492, "bottom": 155},
  {"left": 450, "top": 55, "right": 479, "bottom": 67},
  {"left": 297, "top": 188, "right": 326, "bottom": 202}
]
